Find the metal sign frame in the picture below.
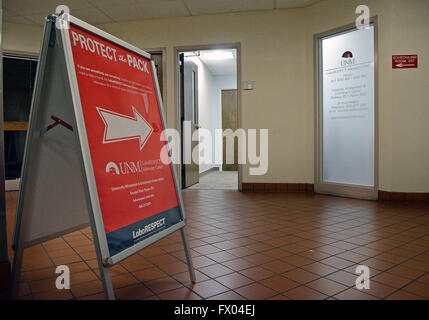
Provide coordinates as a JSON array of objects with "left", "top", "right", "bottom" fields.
[{"left": 11, "top": 14, "right": 195, "bottom": 300}]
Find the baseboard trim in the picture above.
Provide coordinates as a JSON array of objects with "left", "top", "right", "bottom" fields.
[
  {"left": 242, "top": 183, "right": 314, "bottom": 193},
  {"left": 242, "top": 183, "right": 429, "bottom": 202},
  {"left": 379, "top": 190, "right": 429, "bottom": 202}
]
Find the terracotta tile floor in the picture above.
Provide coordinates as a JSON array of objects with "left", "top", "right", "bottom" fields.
[{"left": 4, "top": 190, "right": 429, "bottom": 300}]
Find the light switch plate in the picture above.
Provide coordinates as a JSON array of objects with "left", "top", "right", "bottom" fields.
[{"left": 242, "top": 80, "right": 254, "bottom": 90}]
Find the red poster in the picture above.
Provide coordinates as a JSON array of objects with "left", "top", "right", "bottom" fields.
[
  {"left": 68, "top": 24, "right": 182, "bottom": 257},
  {"left": 392, "top": 55, "right": 418, "bottom": 69}
]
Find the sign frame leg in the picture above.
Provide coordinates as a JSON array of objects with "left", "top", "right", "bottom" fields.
[
  {"left": 91, "top": 232, "right": 115, "bottom": 300},
  {"left": 180, "top": 227, "right": 196, "bottom": 283},
  {"left": 10, "top": 18, "right": 55, "bottom": 299},
  {"left": 10, "top": 238, "right": 24, "bottom": 298}
]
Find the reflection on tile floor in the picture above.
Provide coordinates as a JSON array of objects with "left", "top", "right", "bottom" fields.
[
  {"left": 188, "top": 170, "right": 237, "bottom": 190},
  {"left": 4, "top": 190, "right": 429, "bottom": 300}
]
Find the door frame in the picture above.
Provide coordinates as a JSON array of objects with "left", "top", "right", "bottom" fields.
[
  {"left": 174, "top": 43, "right": 242, "bottom": 191},
  {"left": 314, "top": 17, "right": 379, "bottom": 200},
  {"left": 145, "top": 47, "right": 167, "bottom": 118},
  {"left": 181, "top": 59, "right": 200, "bottom": 188}
]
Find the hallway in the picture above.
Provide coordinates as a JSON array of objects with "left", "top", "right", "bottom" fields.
[{"left": 188, "top": 170, "right": 238, "bottom": 190}]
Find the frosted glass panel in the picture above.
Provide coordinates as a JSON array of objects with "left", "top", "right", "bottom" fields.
[{"left": 321, "top": 26, "right": 375, "bottom": 187}]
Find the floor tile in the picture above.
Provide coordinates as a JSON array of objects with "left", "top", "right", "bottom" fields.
[
  {"left": 386, "top": 290, "right": 426, "bottom": 300},
  {"left": 283, "top": 268, "right": 320, "bottom": 284},
  {"left": 190, "top": 279, "right": 229, "bottom": 299},
  {"left": 307, "top": 278, "right": 349, "bottom": 296},
  {"left": 145, "top": 276, "right": 183, "bottom": 294},
  {"left": 215, "top": 272, "right": 254, "bottom": 289},
  {"left": 417, "top": 273, "right": 429, "bottom": 285},
  {"left": 78, "top": 293, "right": 105, "bottom": 300},
  {"left": 30, "top": 277, "right": 58, "bottom": 293},
  {"left": 222, "top": 258, "right": 255, "bottom": 271},
  {"left": 243, "top": 253, "right": 275, "bottom": 264},
  {"left": 326, "top": 270, "right": 359, "bottom": 287},
  {"left": 133, "top": 267, "right": 167, "bottom": 282},
  {"left": 111, "top": 273, "right": 139, "bottom": 289},
  {"left": 173, "top": 270, "right": 209, "bottom": 286},
  {"left": 198, "top": 264, "right": 234, "bottom": 278},
  {"left": 6, "top": 190, "right": 429, "bottom": 300},
  {"left": 260, "top": 275, "right": 300, "bottom": 293},
  {"left": 115, "top": 284, "right": 152, "bottom": 300},
  {"left": 158, "top": 261, "right": 190, "bottom": 275},
  {"left": 235, "top": 283, "right": 277, "bottom": 300},
  {"left": 70, "top": 270, "right": 98, "bottom": 285},
  {"left": 388, "top": 265, "right": 426, "bottom": 280},
  {"left": 334, "top": 288, "right": 379, "bottom": 300},
  {"left": 239, "top": 266, "right": 275, "bottom": 281},
  {"left": 320, "top": 256, "right": 355, "bottom": 269},
  {"left": 193, "top": 245, "right": 223, "bottom": 255},
  {"left": 261, "top": 260, "right": 295, "bottom": 273},
  {"left": 284, "top": 285, "right": 328, "bottom": 300},
  {"left": 363, "top": 281, "right": 397, "bottom": 299},
  {"left": 302, "top": 262, "right": 338, "bottom": 277},
  {"left": 208, "top": 291, "right": 245, "bottom": 300},
  {"left": 281, "top": 255, "right": 313, "bottom": 267},
  {"left": 71, "top": 279, "right": 103, "bottom": 298},
  {"left": 191, "top": 256, "right": 217, "bottom": 268},
  {"left": 372, "top": 272, "right": 413, "bottom": 289},
  {"left": 33, "top": 290, "right": 73, "bottom": 300},
  {"left": 159, "top": 287, "right": 201, "bottom": 300},
  {"left": 206, "top": 251, "right": 237, "bottom": 263},
  {"left": 402, "top": 282, "right": 429, "bottom": 298},
  {"left": 25, "top": 267, "right": 56, "bottom": 282}
]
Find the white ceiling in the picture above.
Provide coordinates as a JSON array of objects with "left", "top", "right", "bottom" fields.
[
  {"left": 3, "top": 0, "right": 321, "bottom": 26},
  {"left": 194, "top": 49, "right": 237, "bottom": 76}
]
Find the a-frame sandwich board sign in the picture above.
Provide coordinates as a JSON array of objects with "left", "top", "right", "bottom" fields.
[{"left": 11, "top": 13, "right": 195, "bottom": 300}]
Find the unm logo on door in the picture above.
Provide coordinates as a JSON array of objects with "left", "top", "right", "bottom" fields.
[{"left": 341, "top": 51, "right": 355, "bottom": 66}]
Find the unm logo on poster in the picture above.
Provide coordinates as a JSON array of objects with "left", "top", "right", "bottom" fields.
[
  {"left": 105, "top": 160, "right": 149, "bottom": 175},
  {"left": 106, "top": 162, "right": 120, "bottom": 175},
  {"left": 341, "top": 51, "right": 355, "bottom": 66}
]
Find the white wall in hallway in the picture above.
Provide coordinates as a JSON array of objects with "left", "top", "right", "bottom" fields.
[
  {"left": 212, "top": 75, "right": 237, "bottom": 170},
  {"left": 186, "top": 56, "right": 215, "bottom": 174},
  {"left": 186, "top": 57, "right": 237, "bottom": 174}
]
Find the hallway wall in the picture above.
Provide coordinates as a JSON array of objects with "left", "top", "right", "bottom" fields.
[
  {"left": 3, "top": 0, "right": 428, "bottom": 192},
  {"left": 185, "top": 56, "right": 215, "bottom": 174}
]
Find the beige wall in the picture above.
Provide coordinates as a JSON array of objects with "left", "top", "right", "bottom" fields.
[
  {"left": 3, "top": 22, "right": 43, "bottom": 56},
  {"left": 306, "top": 0, "right": 429, "bottom": 193},
  {"left": 389, "top": 0, "right": 429, "bottom": 192},
  {"left": 3, "top": 0, "right": 428, "bottom": 192},
  {"left": 98, "top": 9, "right": 312, "bottom": 186}
]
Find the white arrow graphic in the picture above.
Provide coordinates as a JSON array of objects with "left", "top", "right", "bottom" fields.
[
  {"left": 97, "top": 106, "right": 153, "bottom": 150},
  {"left": 396, "top": 63, "right": 415, "bottom": 68}
]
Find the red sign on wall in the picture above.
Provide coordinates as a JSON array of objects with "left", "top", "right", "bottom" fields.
[
  {"left": 68, "top": 24, "right": 182, "bottom": 257},
  {"left": 392, "top": 55, "right": 418, "bottom": 69}
]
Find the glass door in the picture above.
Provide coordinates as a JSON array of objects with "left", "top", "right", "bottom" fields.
[{"left": 315, "top": 21, "right": 378, "bottom": 200}]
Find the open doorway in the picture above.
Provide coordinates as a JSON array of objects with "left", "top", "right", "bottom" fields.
[
  {"left": 146, "top": 48, "right": 166, "bottom": 105},
  {"left": 177, "top": 47, "right": 239, "bottom": 190}
]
